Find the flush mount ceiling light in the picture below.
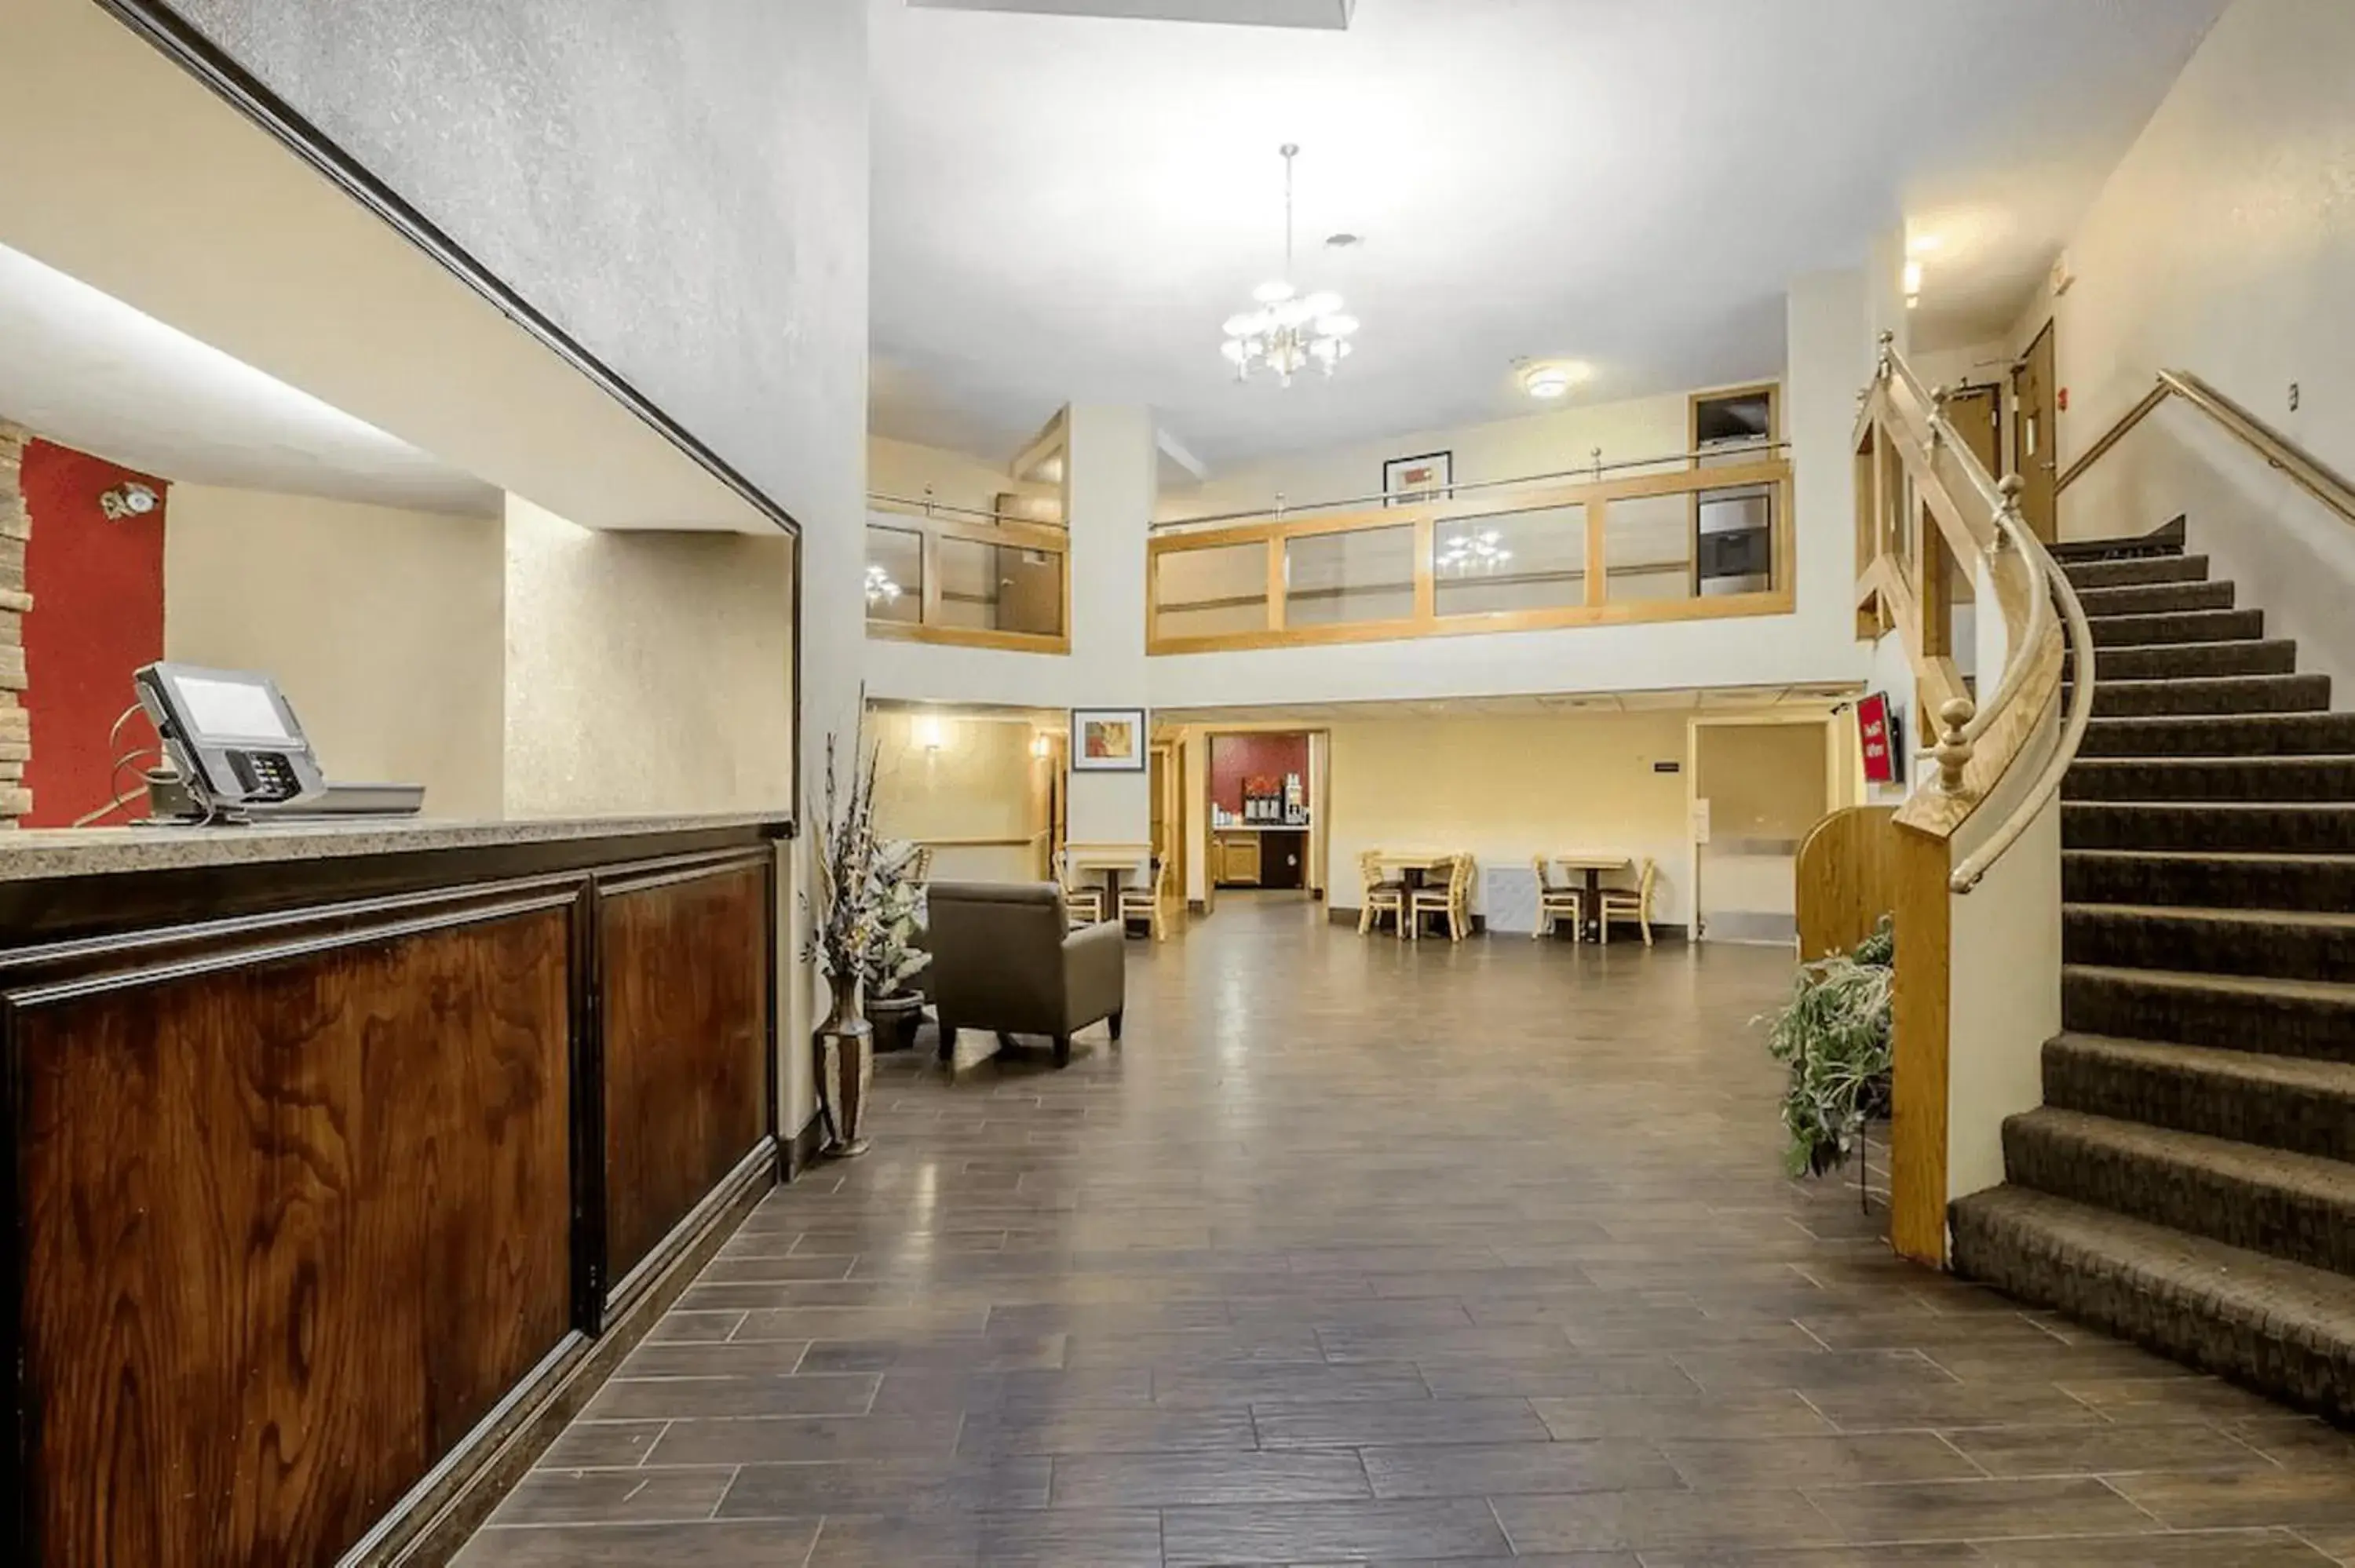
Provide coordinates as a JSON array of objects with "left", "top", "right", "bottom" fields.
[
  {"left": 1518, "top": 360, "right": 1590, "bottom": 400},
  {"left": 1220, "top": 144, "right": 1358, "bottom": 386}
]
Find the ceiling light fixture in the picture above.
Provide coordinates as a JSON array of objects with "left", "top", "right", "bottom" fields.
[
  {"left": 864, "top": 563, "right": 903, "bottom": 605},
  {"left": 98, "top": 481, "right": 159, "bottom": 520},
  {"left": 1519, "top": 360, "right": 1590, "bottom": 400},
  {"left": 1221, "top": 144, "right": 1358, "bottom": 386}
]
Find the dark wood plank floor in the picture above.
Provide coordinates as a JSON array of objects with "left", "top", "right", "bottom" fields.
[{"left": 458, "top": 895, "right": 2355, "bottom": 1566}]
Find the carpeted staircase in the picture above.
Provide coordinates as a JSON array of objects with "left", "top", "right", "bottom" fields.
[{"left": 1948, "top": 517, "right": 2355, "bottom": 1420}]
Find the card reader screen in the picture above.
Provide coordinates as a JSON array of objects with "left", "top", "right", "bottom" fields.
[{"left": 177, "top": 674, "right": 294, "bottom": 742}]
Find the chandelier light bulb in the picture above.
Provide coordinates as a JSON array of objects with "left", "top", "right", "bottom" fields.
[{"left": 1220, "top": 145, "right": 1359, "bottom": 386}]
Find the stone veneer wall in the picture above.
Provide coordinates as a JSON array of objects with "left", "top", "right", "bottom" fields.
[{"left": 0, "top": 423, "right": 27, "bottom": 826}]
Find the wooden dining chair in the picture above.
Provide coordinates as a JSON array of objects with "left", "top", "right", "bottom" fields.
[
  {"left": 1119, "top": 855, "right": 1172, "bottom": 941},
  {"left": 1532, "top": 855, "right": 1584, "bottom": 942},
  {"left": 1053, "top": 849, "right": 1105, "bottom": 928},
  {"left": 1599, "top": 857, "right": 1658, "bottom": 946},
  {"left": 1359, "top": 849, "right": 1407, "bottom": 937},
  {"left": 1410, "top": 854, "right": 1473, "bottom": 942}
]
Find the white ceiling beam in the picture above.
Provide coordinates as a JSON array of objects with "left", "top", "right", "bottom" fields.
[{"left": 907, "top": 1, "right": 1353, "bottom": 30}]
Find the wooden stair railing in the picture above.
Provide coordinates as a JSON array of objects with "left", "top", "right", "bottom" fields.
[{"left": 1853, "top": 334, "right": 2098, "bottom": 1266}]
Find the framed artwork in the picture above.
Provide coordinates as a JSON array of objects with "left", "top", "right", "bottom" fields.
[
  {"left": 1382, "top": 450, "right": 1453, "bottom": 507},
  {"left": 1071, "top": 708, "right": 1148, "bottom": 771}
]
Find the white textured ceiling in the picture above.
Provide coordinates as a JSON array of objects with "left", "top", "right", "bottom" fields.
[
  {"left": 0, "top": 239, "right": 498, "bottom": 516},
  {"left": 871, "top": 0, "right": 2223, "bottom": 470}
]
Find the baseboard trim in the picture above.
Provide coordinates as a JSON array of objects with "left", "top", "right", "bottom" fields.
[
  {"left": 781, "top": 1110, "right": 828, "bottom": 1181},
  {"left": 1188, "top": 898, "right": 1208, "bottom": 915}
]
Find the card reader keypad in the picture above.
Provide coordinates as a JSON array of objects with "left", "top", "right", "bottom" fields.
[{"left": 227, "top": 749, "right": 301, "bottom": 803}]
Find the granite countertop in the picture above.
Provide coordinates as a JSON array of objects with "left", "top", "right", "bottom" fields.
[{"left": 0, "top": 811, "right": 792, "bottom": 882}]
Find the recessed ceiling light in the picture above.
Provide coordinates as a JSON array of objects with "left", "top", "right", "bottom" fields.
[{"left": 1520, "top": 360, "right": 1590, "bottom": 399}]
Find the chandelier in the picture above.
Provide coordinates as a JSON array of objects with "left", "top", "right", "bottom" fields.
[
  {"left": 1220, "top": 144, "right": 1358, "bottom": 385},
  {"left": 1437, "top": 525, "right": 1512, "bottom": 574},
  {"left": 864, "top": 563, "right": 903, "bottom": 605}
]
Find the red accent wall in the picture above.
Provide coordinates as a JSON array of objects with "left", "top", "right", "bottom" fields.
[
  {"left": 1209, "top": 731, "right": 1309, "bottom": 816},
  {"left": 21, "top": 441, "right": 167, "bottom": 827}
]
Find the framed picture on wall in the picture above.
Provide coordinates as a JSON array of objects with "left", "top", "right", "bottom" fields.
[
  {"left": 1071, "top": 708, "right": 1148, "bottom": 771},
  {"left": 1382, "top": 450, "right": 1453, "bottom": 507}
]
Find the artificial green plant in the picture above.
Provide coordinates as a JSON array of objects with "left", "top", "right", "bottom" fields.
[{"left": 1758, "top": 917, "right": 1895, "bottom": 1177}]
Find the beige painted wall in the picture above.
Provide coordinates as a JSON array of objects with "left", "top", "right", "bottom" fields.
[
  {"left": 1159, "top": 390, "right": 1706, "bottom": 522},
  {"left": 867, "top": 707, "right": 1050, "bottom": 881},
  {"left": 163, "top": 483, "right": 506, "bottom": 816},
  {"left": 503, "top": 494, "right": 794, "bottom": 817},
  {"left": 2021, "top": 0, "right": 2355, "bottom": 699},
  {"left": 1325, "top": 710, "right": 1696, "bottom": 925}
]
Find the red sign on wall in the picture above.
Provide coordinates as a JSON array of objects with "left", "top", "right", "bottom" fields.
[{"left": 1857, "top": 691, "right": 1900, "bottom": 786}]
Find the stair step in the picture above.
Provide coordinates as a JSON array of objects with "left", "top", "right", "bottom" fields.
[
  {"left": 2003, "top": 1107, "right": 2355, "bottom": 1278},
  {"left": 2062, "top": 554, "right": 2211, "bottom": 590},
  {"left": 2063, "top": 755, "right": 2355, "bottom": 803},
  {"left": 1949, "top": 1184, "right": 2355, "bottom": 1422},
  {"left": 2065, "top": 903, "right": 2355, "bottom": 985},
  {"left": 2062, "top": 801, "right": 2355, "bottom": 854},
  {"left": 2076, "top": 580, "right": 2236, "bottom": 618},
  {"left": 2064, "top": 964, "right": 2355, "bottom": 1063},
  {"left": 2078, "top": 711, "right": 2355, "bottom": 758},
  {"left": 2077, "top": 673, "right": 2331, "bottom": 718},
  {"left": 2049, "top": 517, "right": 2187, "bottom": 563},
  {"left": 2044, "top": 1033, "right": 2355, "bottom": 1161},
  {"left": 2085, "top": 607, "right": 2265, "bottom": 648},
  {"left": 2065, "top": 849, "right": 2355, "bottom": 912},
  {"left": 2069, "top": 640, "right": 2300, "bottom": 681}
]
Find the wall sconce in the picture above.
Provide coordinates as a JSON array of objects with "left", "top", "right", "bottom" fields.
[
  {"left": 1030, "top": 732, "right": 1051, "bottom": 760},
  {"left": 915, "top": 716, "right": 945, "bottom": 753},
  {"left": 99, "top": 482, "right": 160, "bottom": 520}
]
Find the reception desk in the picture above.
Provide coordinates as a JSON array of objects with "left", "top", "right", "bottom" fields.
[{"left": 0, "top": 813, "right": 792, "bottom": 1567}]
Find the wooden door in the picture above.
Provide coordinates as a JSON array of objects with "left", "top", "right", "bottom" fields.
[
  {"left": 2012, "top": 323, "right": 2057, "bottom": 541},
  {"left": 1946, "top": 384, "right": 2002, "bottom": 478}
]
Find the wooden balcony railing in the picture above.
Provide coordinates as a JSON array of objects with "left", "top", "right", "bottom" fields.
[
  {"left": 1146, "top": 452, "right": 1794, "bottom": 655},
  {"left": 866, "top": 497, "right": 1069, "bottom": 655}
]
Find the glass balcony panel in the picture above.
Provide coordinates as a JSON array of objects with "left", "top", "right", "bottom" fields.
[
  {"left": 1156, "top": 542, "right": 1269, "bottom": 638},
  {"left": 866, "top": 524, "right": 922, "bottom": 625},
  {"left": 1604, "top": 492, "right": 1696, "bottom": 603},
  {"left": 937, "top": 536, "right": 1064, "bottom": 636},
  {"left": 1284, "top": 526, "right": 1415, "bottom": 625},
  {"left": 1433, "top": 505, "right": 1586, "bottom": 616}
]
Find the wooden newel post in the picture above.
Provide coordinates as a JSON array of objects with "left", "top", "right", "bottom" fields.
[
  {"left": 1992, "top": 472, "right": 2026, "bottom": 549},
  {"left": 1934, "top": 698, "right": 1976, "bottom": 794}
]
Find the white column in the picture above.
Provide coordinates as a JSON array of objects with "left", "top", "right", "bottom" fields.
[{"left": 1062, "top": 403, "right": 1156, "bottom": 849}]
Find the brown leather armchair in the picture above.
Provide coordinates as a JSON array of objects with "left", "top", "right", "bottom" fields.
[{"left": 925, "top": 881, "right": 1126, "bottom": 1067}]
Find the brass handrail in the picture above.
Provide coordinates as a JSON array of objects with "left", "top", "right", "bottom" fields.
[
  {"left": 2057, "top": 370, "right": 2355, "bottom": 529},
  {"left": 869, "top": 491, "right": 1066, "bottom": 528},
  {"left": 1153, "top": 439, "right": 1791, "bottom": 532}
]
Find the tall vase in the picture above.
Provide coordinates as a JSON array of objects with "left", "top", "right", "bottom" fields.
[{"left": 815, "top": 973, "right": 874, "bottom": 1158}]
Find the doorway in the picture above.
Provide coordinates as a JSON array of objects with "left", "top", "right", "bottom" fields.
[
  {"left": 2012, "top": 322, "right": 2057, "bottom": 542},
  {"left": 1688, "top": 715, "right": 1833, "bottom": 946},
  {"left": 1204, "top": 731, "right": 1318, "bottom": 900}
]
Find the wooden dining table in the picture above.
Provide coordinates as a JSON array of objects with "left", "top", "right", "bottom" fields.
[
  {"left": 1554, "top": 852, "right": 1630, "bottom": 941},
  {"left": 1064, "top": 842, "right": 1154, "bottom": 910},
  {"left": 1371, "top": 850, "right": 1465, "bottom": 936}
]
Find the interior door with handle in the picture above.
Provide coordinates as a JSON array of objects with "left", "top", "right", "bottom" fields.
[{"left": 2013, "top": 322, "right": 2057, "bottom": 542}]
